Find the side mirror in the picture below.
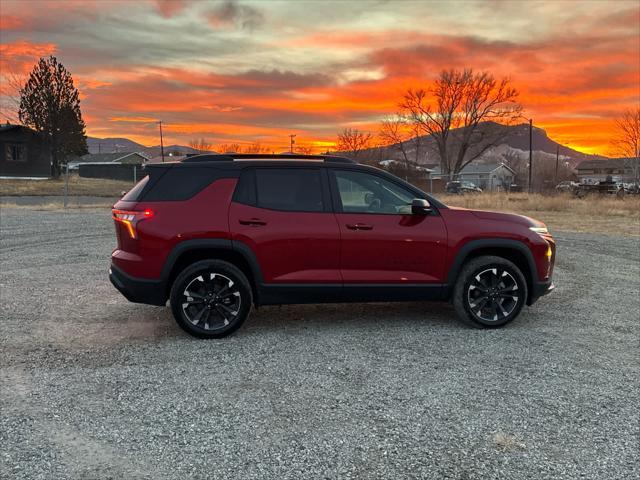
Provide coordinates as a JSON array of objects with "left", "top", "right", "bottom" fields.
[{"left": 411, "top": 198, "right": 431, "bottom": 215}]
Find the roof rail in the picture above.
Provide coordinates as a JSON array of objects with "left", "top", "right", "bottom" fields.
[{"left": 181, "top": 153, "right": 356, "bottom": 164}]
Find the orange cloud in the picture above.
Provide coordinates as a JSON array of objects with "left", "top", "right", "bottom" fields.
[
  {"left": 109, "top": 116, "right": 159, "bottom": 123},
  {"left": 2, "top": 1, "right": 637, "bottom": 155},
  {"left": 0, "top": 14, "right": 25, "bottom": 30},
  {"left": 0, "top": 40, "right": 57, "bottom": 73}
]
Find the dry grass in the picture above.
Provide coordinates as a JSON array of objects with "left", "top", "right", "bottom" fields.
[
  {"left": 1, "top": 179, "right": 638, "bottom": 235},
  {"left": 439, "top": 192, "right": 640, "bottom": 236},
  {"left": 0, "top": 176, "right": 134, "bottom": 197}
]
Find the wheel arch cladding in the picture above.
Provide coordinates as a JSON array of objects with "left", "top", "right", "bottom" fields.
[
  {"left": 447, "top": 239, "right": 537, "bottom": 304},
  {"left": 162, "top": 239, "right": 262, "bottom": 302}
]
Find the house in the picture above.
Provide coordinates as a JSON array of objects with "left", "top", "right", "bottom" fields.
[
  {"left": 575, "top": 158, "right": 635, "bottom": 184},
  {"left": 430, "top": 163, "right": 516, "bottom": 191},
  {"left": 67, "top": 151, "right": 148, "bottom": 170},
  {"left": 0, "top": 124, "right": 51, "bottom": 178}
]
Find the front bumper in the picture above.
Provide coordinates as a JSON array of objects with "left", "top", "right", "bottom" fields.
[
  {"left": 109, "top": 264, "right": 167, "bottom": 306},
  {"left": 529, "top": 279, "right": 555, "bottom": 305}
]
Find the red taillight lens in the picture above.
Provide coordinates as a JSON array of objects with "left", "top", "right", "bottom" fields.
[{"left": 112, "top": 209, "right": 154, "bottom": 239}]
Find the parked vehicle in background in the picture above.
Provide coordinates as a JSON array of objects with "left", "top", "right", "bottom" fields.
[
  {"left": 622, "top": 182, "right": 640, "bottom": 195},
  {"left": 110, "top": 154, "right": 555, "bottom": 339},
  {"left": 555, "top": 181, "right": 580, "bottom": 193},
  {"left": 574, "top": 176, "right": 625, "bottom": 198},
  {"left": 445, "top": 180, "right": 483, "bottom": 194}
]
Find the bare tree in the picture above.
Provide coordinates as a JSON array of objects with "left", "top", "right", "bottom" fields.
[
  {"left": 188, "top": 138, "right": 214, "bottom": 152},
  {"left": 217, "top": 143, "right": 241, "bottom": 153},
  {"left": 379, "top": 115, "right": 426, "bottom": 179},
  {"left": 410, "top": 120, "right": 423, "bottom": 166},
  {"left": 529, "top": 152, "right": 575, "bottom": 192},
  {"left": 379, "top": 116, "right": 411, "bottom": 177},
  {"left": 0, "top": 68, "right": 27, "bottom": 124},
  {"left": 401, "top": 69, "right": 521, "bottom": 178},
  {"left": 243, "top": 143, "right": 271, "bottom": 154},
  {"left": 501, "top": 150, "right": 527, "bottom": 177},
  {"left": 336, "top": 128, "right": 372, "bottom": 157},
  {"left": 296, "top": 145, "right": 313, "bottom": 155},
  {"left": 611, "top": 107, "right": 640, "bottom": 183}
]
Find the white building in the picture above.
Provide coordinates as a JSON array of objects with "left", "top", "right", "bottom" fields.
[{"left": 430, "top": 163, "right": 516, "bottom": 191}]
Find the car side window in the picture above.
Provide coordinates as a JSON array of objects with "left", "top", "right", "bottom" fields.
[
  {"left": 333, "top": 170, "right": 415, "bottom": 214},
  {"left": 254, "top": 168, "right": 324, "bottom": 212}
]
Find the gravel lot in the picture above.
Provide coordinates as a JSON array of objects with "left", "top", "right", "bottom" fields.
[{"left": 1, "top": 207, "right": 638, "bottom": 479}]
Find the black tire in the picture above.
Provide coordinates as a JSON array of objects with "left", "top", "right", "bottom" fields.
[
  {"left": 169, "top": 260, "right": 252, "bottom": 339},
  {"left": 452, "top": 255, "right": 528, "bottom": 329}
]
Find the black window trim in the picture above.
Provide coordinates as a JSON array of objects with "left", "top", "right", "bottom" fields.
[
  {"left": 232, "top": 168, "right": 257, "bottom": 206},
  {"left": 233, "top": 165, "right": 332, "bottom": 214}
]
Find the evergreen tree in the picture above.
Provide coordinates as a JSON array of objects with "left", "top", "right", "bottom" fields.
[{"left": 19, "top": 56, "right": 88, "bottom": 177}]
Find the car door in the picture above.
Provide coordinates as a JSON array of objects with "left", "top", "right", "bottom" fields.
[
  {"left": 229, "top": 166, "right": 342, "bottom": 284},
  {"left": 329, "top": 168, "right": 447, "bottom": 284}
]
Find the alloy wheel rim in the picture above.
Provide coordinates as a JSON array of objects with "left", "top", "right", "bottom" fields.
[
  {"left": 467, "top": 268, "right": 520, "bottom": 322},
  {"left": 181, "top": 272, "right": 241, "bottom": 330}
]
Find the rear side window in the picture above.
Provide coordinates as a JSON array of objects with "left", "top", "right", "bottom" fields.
[
  {"left": 122, "top": 175, "right": 149, "bottom": 201},
  {"left": 254, "top": 168, "right": 324, "bottom": 212},
  {"left": 142, "top": 167, "right": 228, "bottom": 201}
]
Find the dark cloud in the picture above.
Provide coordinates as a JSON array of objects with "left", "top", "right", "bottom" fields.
[
  {"left": 229, "top": 69, "right": 334, "bottom": 91},
  {"left": 207, "top": 1, "right": 264, "bottom": 31}
]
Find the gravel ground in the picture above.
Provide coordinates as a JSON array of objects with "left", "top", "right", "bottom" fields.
[{"left": 1, "top": 207, "right": 638, "bottom": 479}]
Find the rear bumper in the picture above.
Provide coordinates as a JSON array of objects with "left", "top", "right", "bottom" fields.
[
  {"left": 109, "top": 263, "right": 167, "bottom": 306},
  {"left": 529, "top": 279, "right": 555, "bottom": 305}
]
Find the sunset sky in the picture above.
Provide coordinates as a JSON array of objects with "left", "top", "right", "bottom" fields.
[{"left": 1, "top": 0, "right": 638, "bottom": 154}]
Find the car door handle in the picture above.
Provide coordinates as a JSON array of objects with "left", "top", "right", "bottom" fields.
[
  {"left": 239, "top": 218, "right": 267, "bottom": 226},
  {"left": 346, "top": 223, "right": 373, "bottom": 231}
]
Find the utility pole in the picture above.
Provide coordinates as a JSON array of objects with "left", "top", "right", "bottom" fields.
[
  {"left": 158, "top": 120, "right": 165, "bottom": 163},
  {"left": 635, "top": 139, "right": 639, "bottom": 185},
  {"left": 528, "top": 118, "right": 533, "bottom": 194},
  {"left": 288, "top": 134, "right": 296, "bottom": 153},
  {"left": 555, "top": 144, "right": 560, "bottom": 184}
]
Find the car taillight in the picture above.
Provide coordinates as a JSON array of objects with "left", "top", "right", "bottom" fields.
[{"left": 112, "top": 209, "right": 153, "bottom": 239}]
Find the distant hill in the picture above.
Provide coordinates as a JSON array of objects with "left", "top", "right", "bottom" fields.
[
  {"left": 365, "top": 122, "right": 607, "bottom": 168},
  {"left": 141, "top": 144, "right": 203, "bottom": 157},
  {"left": 88, "top": 122, "right": 609, "bottom": 167},
  {"left": 87, "top": 136, "right": 206, "bottom": 158},
  {"left": 87, "top": 137, "right": 146, "bottom": 154}
]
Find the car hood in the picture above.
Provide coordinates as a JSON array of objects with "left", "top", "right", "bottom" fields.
[{"left": 447, "top": 207, "right": 546, "bottom": 229}]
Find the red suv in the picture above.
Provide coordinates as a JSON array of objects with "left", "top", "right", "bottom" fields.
[{"left": 110, "top": 154, "right": 555, "bottom": 338}]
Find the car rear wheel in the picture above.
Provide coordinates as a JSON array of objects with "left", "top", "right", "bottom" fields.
[
  {"left": 169, "top": 260, "right": 252, "bottom": 338},
  {"left": 453, "top": 255, "right": 527, "bottom": 328}
]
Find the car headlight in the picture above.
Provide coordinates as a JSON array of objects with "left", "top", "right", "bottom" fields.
[{"left": 529, "top": 226, "right": 549, "bottom": 235}]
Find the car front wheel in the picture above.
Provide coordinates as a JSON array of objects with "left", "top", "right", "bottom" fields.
[
  {"left": 453, "top": 255, "right": 528, "bottom": 328},
  {"left": 169, "top": 260, "right": 252, "bottom": 338}
]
